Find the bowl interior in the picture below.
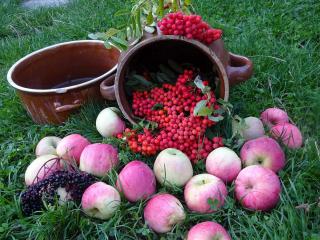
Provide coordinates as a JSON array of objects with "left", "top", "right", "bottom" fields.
[
  {"left": 116, "top": 38, "right": 228, "bottom": 123},
  {"left": 10, "top": 41, "right": 120, "bottom": 90}
]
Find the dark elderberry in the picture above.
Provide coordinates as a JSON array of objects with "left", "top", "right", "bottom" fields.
[{"left": 20, "top": 170, "right": 96, "bottom": 216}]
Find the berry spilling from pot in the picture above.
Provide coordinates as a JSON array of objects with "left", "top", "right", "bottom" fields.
[
  {"left": 117, "top": 63, "right": 225, "bottom": 163},
  {"left": 158, "top": 12, "right": 222, "bottom": 44}
]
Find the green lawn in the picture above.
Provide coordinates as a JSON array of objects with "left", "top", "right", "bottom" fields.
[{"left": 0, "top": 0, "right": 319, "bottom": 239}]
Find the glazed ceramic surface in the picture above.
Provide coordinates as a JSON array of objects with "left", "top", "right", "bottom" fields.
[{"left": 7, "top": 40, "right": 120, "bottom": 124}]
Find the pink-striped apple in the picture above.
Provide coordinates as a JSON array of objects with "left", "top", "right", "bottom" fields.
[
  {"left": 184, "top": 174, "right": 227, "bottom": 213},
  {"left": 56, "top": 134, "right": 90, "bottom": 164},
  {"left": 96, "top": 107, "right": 125, "bottom": 137},
  {"left": 153, "top": 148, "right": 193, "bottom": 187},
  {"left": 240, "top": 136, "right": 285, "bottom": 173},
  {"left": 144, "top": 193, "right": 185, "bottom": 233},
  {"left": 35, "top": 136, "right": 61, "bottom": 156},
  {"left": 270, "top": 123, "right": 303, "bottom": 149},
  {"left": 81, "top": 182, "right": 120, "bottom": 220},
  {"left": 206, "top": 147, "right": 241, "bottom": 183},
  {"left": 187, "top": 221, "right": 231, "bottom": 240},
  {"left": 116, "top": 160, "right": 156, "bottom": 202},
  {"left": 25, "top": 154, "right": 61, "bottom": 186},
  {"left": 260, "top": 108, "right": 289, "bottom": 128},
  {"left": 80, "top": 143, "right": 118, "bottom": 177},
  {"left": 235, "top": 165, "right": 281, "bottom": 211}
]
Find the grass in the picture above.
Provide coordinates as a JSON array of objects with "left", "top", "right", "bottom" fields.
[{"left": 0, "top": 0, "right": 319, "bottom": 239}]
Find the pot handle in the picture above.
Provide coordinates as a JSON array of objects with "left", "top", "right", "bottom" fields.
[
  {"left": 100, "top": 73, "right": 116, "bottom": 101},
  {"left": 54, "top": 99, "right": 82, "bottom": 113},
  {"left": 227, "top": 53, "right": 253, "bottom": 86}
]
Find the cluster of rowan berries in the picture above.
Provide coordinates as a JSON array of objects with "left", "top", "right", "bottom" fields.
[
  {"left": 117, "top": 69, "right": 223, "bottom": 163},
  {"left": 157, "top": 12, "right": 222, "bottom": 44}
]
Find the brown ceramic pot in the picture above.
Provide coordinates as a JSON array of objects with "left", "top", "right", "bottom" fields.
[
  {"left": 208, "top": 39, "right": 253, "bottom": 86},
  {"left": 7, "top": 40, "right": 120, "bottom": 124},
  {"left": 101, "top": 35, "right": 230, "bottom": 125}
]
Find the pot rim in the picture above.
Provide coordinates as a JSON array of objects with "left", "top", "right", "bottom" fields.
[
  {"left": 7, "top": 40, "right": 120, "bottom": 94},
  {"left": 115, "top": 35, "right": 230, "bottom": 124}
]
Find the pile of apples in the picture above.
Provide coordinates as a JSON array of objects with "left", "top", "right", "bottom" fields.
[{"left": 23, "top": 106, "right": 303, "bottom": 239}]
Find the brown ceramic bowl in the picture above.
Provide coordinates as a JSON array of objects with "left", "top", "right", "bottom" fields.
[
  {"left": 7, "top": 40, "right": 120, "bottom": 124},
  {"left": 101, "top": 35, "right": 230, "bottom": 125}
]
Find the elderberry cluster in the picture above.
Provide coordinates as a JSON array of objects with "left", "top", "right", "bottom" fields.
[
  {"left": 157, "top": 12, "right": 222, "bottom": 44},
  {"left": 118, "top": 70, "right": 223, "bottom": 163},
  {"left": 20, "top": 170, "right": 96, "bottom": 216}
]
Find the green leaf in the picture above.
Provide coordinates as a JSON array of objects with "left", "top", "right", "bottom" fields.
[
  {"left": 88, "top": 32, "right": 109, "bottom": 40},
  {"left": 156, "top": 72, "right": 172, "bottom": 83},
  {"left": 214, "top": 108, "right": 225, "bottom": 116},
  {"left": 168, "top": 59, "right": 184, "bottom": 73},
  {"left": 157, "top": 0, "right": 164, "bottom": 18},
  {"left": 105, "top": 28, "right": 120, "bottom": 38},
  {"left": 104, "top": 41, "right": 112, "bottom": 49},
  {"left": 185, "top": 0, "right": 192, "bottom": 6},
  {"left": 136, "top": 9, "right": 142, "bottom": 37},
  {"left": 128, "top": 74, "right": 153, "bottom": 87},
  {"left": 88, "top": 33, "right": 98, "bottom": 40},
  {"left": 194, "top": 75, "right": 211, "bottom": 94},
  {"left": 208, "top": 115, "right": 224, "bottom": 122},
  {"left": 146, "top": 10, "right": 153, "bottom": 25},
  {"left": 110, "top": 36, "right": 128, "bottom": 50},
  {"left": 194, "top": 100, "right": 211, "bottom": 116},
  {"left": 159, "top": 64, "right": 177, "bottom": 78},
  {"left": 114, "top": 9, "right": 130, "bottom": 17},
  {"left": 152, "top": 103, "right": 164, "bottom": 110},
  {"left": 217, "top": 98, "right": 233, "bottom": 109}
]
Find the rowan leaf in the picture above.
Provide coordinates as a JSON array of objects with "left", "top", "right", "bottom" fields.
[{"left": 194, "top": 100, "right": 212, "bottom": 116}]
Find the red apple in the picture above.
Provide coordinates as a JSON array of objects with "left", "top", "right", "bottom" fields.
[
  {"left": 235, "top": 165, "right": 281, "bottom": 211},
  {"left": 81, "top": 182, "right": 121, "bottom": 220},
  {"left": 270, "top": 123, "right": 303, "bottom": 149},
  {"left": 144, "top": 193, "right": 186, "bottom": 233},
  {"left": 153, "top": 148, "right": 193, "bottom": 187},
  {"left": 206, "top": 147, "right": 241, "bottom": 183},
  {"left": 260, "top": 108, "right": 289, "bottom": 128},
  {"left": 56, "top": 134, "right": 90, "bottom": 164},
  {"left": 35, "top": 136, "right": 61, "bottom": 156},
  {"left": 240, "top": 136, "right": 285, "bottom": 173},
  {"left": 79, "top": 143, "right": 118, "bottom": 177},
  {"left": 184, "top": 174, "right": 227, "bottom": 213},
  {"left": 187, "top": 221, "right": 231, "bottom": 240},
  {"left": 25, "top": 154, "right": 61, "bottom": 186},
  {"left": 116, "top": 160, "right": 156, "bottom": 202},
  {"left": 96, "top": 107, "right": 125, "bottom": 137}
]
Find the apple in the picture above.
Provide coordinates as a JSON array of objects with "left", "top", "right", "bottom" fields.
[
  {"left": 240, "top": 136, "right": 285, "bottom": 173},
  {"left": 144, "top": 193, "right": 186, "bottom": 233},
  {"left": 184, "top": 174, "right": 227, "bottom": 213},
  {"left": 25, "top": 154, "right": 61, "bottom": 186},
  {"left": 96, "top": 107, "right": 126, "bottom": 138},
  {"left": 187, "top": 221, "right": 231, "bottom": 240},
  {"left": 35, "top": 136, "right": 61, "bottom": 156},
  {"left": 79, "top": 143, "right": 119, "bottom": 177},
  {"left": 116, "top": 160, "right": 156, "bottom": 202},
  {"left": 56, "top": 134, "right": 90, "bottom": 164},
  {"left": 270, "top": 123, "right": 303, "bottom": 149},
  {"left": 153, "top": 148, "right": 193, "bottom": 187},
  {"left": 206, "top": 147, "right": 241, "bottom": 183},
  {"left": 235, "top": 165, "right": 281, "bottom": 211},
  {"left": 260, "top": 108, "right": 289, "bottom": 128},
  {"left": 81, "top": 182, "right": 121, "bottom": 220},
  {"left": 241, "top": 117, "right": 265, "bottom": 140}
]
